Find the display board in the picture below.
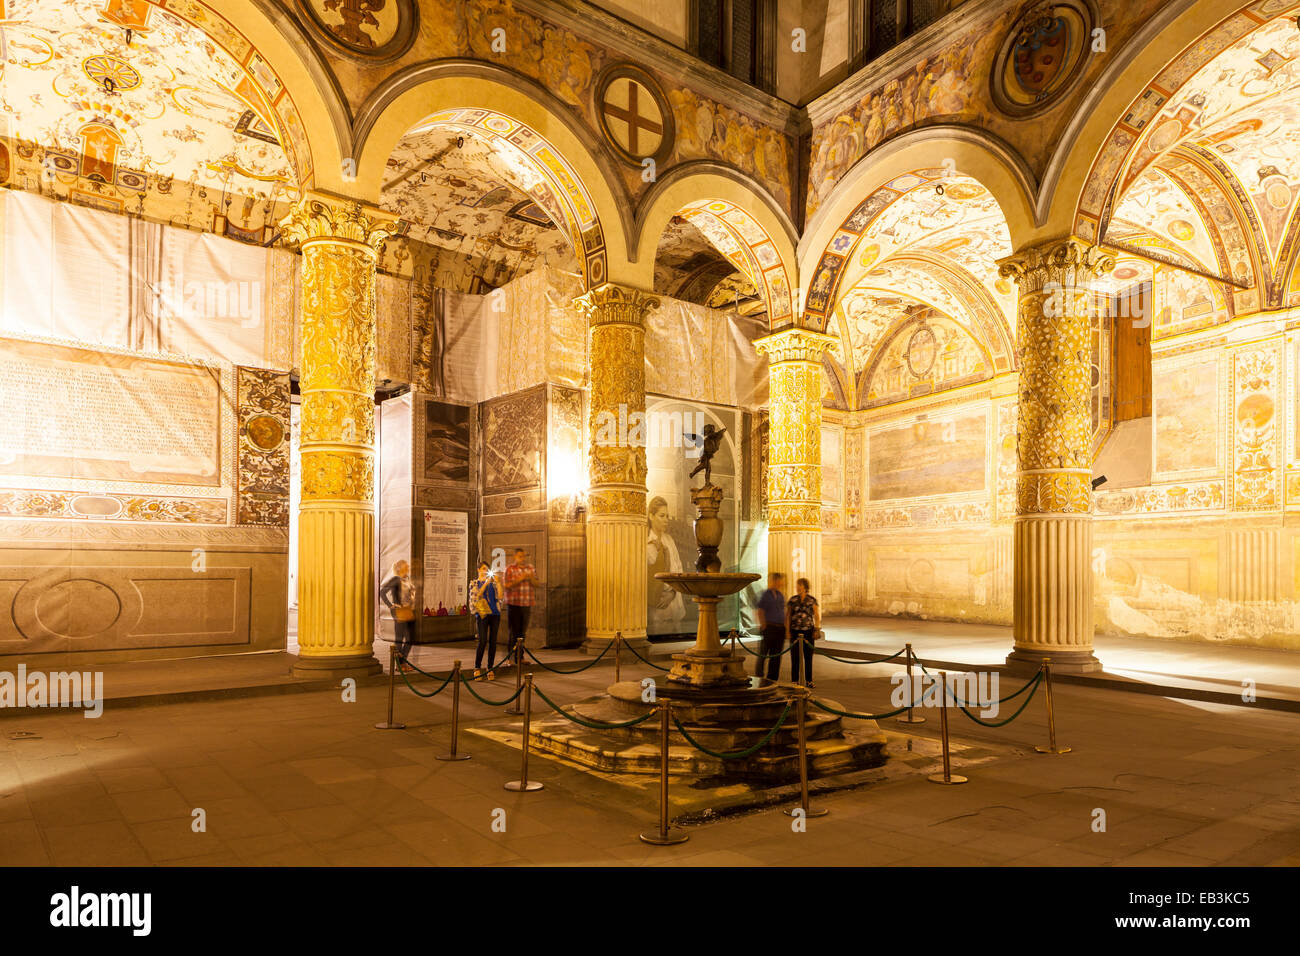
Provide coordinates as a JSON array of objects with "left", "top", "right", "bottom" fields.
[{"left": 421, "top": 509, "right": 469, "bottom": 616}]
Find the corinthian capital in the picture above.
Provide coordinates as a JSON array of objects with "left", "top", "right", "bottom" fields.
[
  {"left": 754, "top": 326, "right": 839, "bottom": 364},
  {"left": 573, "top": 283, "right": 659, "bottom": 328},
  {"left": 997, "top": 235, "right": 1115, "bottom": 295},
  {"left": 280, "top": 191, "right": 398, "bottom": 252}
]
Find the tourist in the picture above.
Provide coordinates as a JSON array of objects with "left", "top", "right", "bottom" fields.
[
  {"left": 379, "top": 560, "right": 416, "bottom": 662},
  {"left": 754, "top": 572, "right": 788, "bottom": 682},
  {"left": 787, "top": 578, "right": 820, "bottom": 687},
  {"left": 470, "top": 561, "right": 502, "bottom": 680},
  {"left": 503, "top": 548, "right": 537, "bottom": 662}
]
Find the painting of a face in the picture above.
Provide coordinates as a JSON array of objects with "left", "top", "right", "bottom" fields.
[{"left": 650, "top": 504, "right": 669, "bottom": 534}]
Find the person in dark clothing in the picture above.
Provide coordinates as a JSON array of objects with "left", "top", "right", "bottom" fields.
[
  {"left": 379, "top": 560, "right": 415, "bottom": 661},
  {"left": 787, "top": 577, "right": 821, "bottom": 687},
  {"left": 754, "top": 572, "right": 788, "bottom": 682}
]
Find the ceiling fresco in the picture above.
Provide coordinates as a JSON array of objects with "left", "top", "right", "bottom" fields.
[
  {"left": 389, "top": 108, "right": 607, "bottom": 290},
  {"left": 382, "top": 123, "right": 576, "bottom": 290},
  {"left": 0, "top": 0, "right": 298, "bottom": 204},
  {"left": 652, "top": 215, "right": 761, "bottom": 317},
  {"left": 1094, "top": 11, "right": 1300, "bottom": 312},
  {"left": 810, "top": 169, "right": 1015, "bottom": 408}
]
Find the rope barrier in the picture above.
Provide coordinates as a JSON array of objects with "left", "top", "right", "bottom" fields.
[
  {"left": 955, "top": 672, "right": 1043, "bottom": 727},
  {"left": 523, "top": 640, "right": 613, "bottom": 674},
  {"left": 621, "top": 640, "right": 670, "bottom": 671},
  {"left": 458, "top": 675, "right": 526, "bottom": 707},
  {"left": 532, "top": 687, "right": 657, "bottom": 730},
  {"left": 808, "top": 697, "right": 910, "bottom": 721},
  {"left": 396, "top": 663, "right": 456, "bottom": 699},
  {"left": 813, "top": 645, "right": 909, "bottom": 665},
  {"left": 671, "top": 700, "right": 792, "bottom": 761},
  {"left": 731, "top": 636, "right": 786, "bottom": 660}
]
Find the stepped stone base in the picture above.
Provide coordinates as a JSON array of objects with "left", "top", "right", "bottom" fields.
[{"left": 527, "top": 678, "right": 888, "bottom": 783}]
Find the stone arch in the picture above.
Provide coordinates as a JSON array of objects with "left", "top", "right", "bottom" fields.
[
  {"left": 800, "top": 124, "right": 1038, "bottom": 284},
  {"left": 351, "top": 62, "right": 633, "bottom": 290},
  {"left": 631, "top": 163, "right": 798, "bottom": 326},
  {"left": 799, "top": 127, "right": 1030, "bottom": 400}
]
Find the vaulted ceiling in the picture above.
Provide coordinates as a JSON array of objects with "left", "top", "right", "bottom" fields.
[
  {"left": 0, "top": 0, "right": 295, "bottom": 200},
  {"left": 823, "top": 169, "right": 1015, "bottom": 408},
  {"left": 1106, "top": 13, "right": 1300, "bottom": 323}
]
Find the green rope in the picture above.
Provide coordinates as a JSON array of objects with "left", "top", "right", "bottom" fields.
[
  {"left": 458, "top": 675, "right": 526, "bottom": 707},
  {"left": 523, "top": 640, "right": 612, "bottom": 674},
  {"left": 671, "top": 700, "right": 792, "bottom": 761},
  {"left": 809, "top": 697, "right": 910, "bottom": 721},
  {"left": 532, "top": 687, "right": 657, "bottom": 730},
  {"left": 620, "top": 640, "right": 670, "bottom": 671},
  {"left": 396, "top": 663, "right": 456, "bottom": 698},
  {"left": 813, "top": 645, "right": 908, "bottom": 665},
  {"left": 955, "top": 672, "right": 1044, "bottom": 727},
  {"left": 732, "top": 637, "right": 786, "bottom": 660},
  {"left": 915, "top": 666, "right": 1044, "bottom": 706},
  {"left": 398, "top": 654, "right": 453, "bottom": 682}
]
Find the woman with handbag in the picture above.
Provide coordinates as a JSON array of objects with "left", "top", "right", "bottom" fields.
[
  {"left": 469, "top": 561, "right": 503, "bottom": 680},
  {"left": 786, "top": 577, "right": 821, "bottom": 687},
  {"left": 380, "top": 560, "right": 416, "bottom": 662}
]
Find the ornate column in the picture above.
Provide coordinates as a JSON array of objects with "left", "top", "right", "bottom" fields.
[
  {"left": 281, "top": 194, "right": 395, "bottom": 678},
  {"left": 575, "top": 283, "right": 659, "bottom": 649},
  {"left": 999, "top": 236, "right": 1113, "bottom": 674},
  {"left": 755, "top": 328, "right": 837, "bottom": 591}
]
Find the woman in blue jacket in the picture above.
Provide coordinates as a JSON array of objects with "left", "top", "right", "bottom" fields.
[{"left": 469, "top": 561, "right": 503, "bottom": 680}]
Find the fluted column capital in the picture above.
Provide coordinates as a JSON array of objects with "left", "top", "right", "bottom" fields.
[
  {"left": 574, "top": 283, "right": 659, "bottom": 329},
  {"left": 754, "top": 326, "right": 839, "bottom": 364},
  {"left": 280, "top": 190, "right": 398, "bottom": 255}
]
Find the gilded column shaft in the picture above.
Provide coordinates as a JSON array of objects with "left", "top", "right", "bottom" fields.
[
  {"left": 575, "top": 284, "right": 658, "bottom": 645},
  {"left": 999, "top": 236, "right": 1113, "bottom": 672},
  {"left": 282, "top": 196, "right": 394, "bottom": 675},
  {"left": 755, "top": 328, "right": 837, "bottom": 585}
]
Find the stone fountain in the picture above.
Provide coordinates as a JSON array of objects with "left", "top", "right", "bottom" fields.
[{"left": 528, "top": 435, "right": 887, "bottom": 783}]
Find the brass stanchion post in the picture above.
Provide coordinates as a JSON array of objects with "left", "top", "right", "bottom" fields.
[
  {"left": 783, "top": 687, "right": 827, "bottom": 819},
  {"left": 640, "top": 698, "right": 687, "bottom": 845},
  {"left": 374, "top": 643, "right": 406, "bottom": 730},
  {"left": 504, "top": 673, "right": 543, "bottom": 792},
  {"left": 1034, "top": 659, "right": 1071, "bottom": 754},
  {"left": 505, "top": 635, "right": 524, "bottom": 716},
  {"left": 614, "top": 631, "right": 622, "bottom": 684},
  {"left": 928, "top": 670, "right": 968, "bottom": 784},
  {"left": 435, "top": 660, "right": 471, "bottom": 761},
  {"left": 897, "top": 642, "right": 926, "bottom": 724}
]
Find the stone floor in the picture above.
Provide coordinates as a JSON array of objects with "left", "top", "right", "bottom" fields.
[{"left": 3, "top": 641, "right": 1299, "bottom": 866}]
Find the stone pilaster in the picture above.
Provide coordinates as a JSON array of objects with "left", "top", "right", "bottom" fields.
[
  {"left": 574, "top": 283, "right": 659, "bottom": 648},
  {"left": 281, "top": 194, "right": 395, "bottom": 678},
  {"left": 754, "top": 328, "right": 837, "bottom": 592},
  {"left": 999, "top": 236, "right": 1114, "bottom": 674}
]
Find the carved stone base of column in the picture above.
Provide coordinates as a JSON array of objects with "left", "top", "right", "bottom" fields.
[
  {"left": 1005, "top": 645, "right": 1101, "bottom": 675},
  {"left": 290, "top": 652, "right": 381, "bottom": 680}
]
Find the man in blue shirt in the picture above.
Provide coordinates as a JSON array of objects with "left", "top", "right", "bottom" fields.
[{"left": 754, "top": 572, "right": 788, "bottom": 682}]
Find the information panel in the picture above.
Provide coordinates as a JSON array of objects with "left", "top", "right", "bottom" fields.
[
  {"left": 0, "top": 337, "right": 221, "bottom": 486},
  {"left": 422, "top": 509, "right": 469, "bottom": 616}
]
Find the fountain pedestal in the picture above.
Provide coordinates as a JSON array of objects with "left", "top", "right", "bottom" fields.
[{"left": 525, "top": 479, "right": 888, "bottom": 785}]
